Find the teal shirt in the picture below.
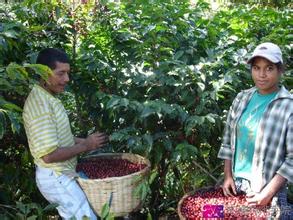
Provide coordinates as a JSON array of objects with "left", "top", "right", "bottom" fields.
[{"left": 234, "top": 91, "right": 277, "bottom": 180}]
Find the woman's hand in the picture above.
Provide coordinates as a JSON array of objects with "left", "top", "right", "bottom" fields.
[
  {"left": 222, "top": 176, "right": 237, "bottom": 197},
  {"left": 246, "top": 191, "right": 272, "bottom": 207},
  {"left": 246, "top": 174, "right": 287, "bottom": 207},
  {"left": 222, "top": 159, "right": 236, "bottom": 196}
]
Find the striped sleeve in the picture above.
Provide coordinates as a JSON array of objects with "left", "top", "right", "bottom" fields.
[
  {"left": 25, "top": 91, "right": 59, "bottom": 159},
  {"left": 29, "top": 113, "right": 58, "bottom": 158}
]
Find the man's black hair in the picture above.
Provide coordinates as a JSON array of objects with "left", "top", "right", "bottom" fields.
[{"left": 36, "top": 48, "right": 70, "bottom": 70}]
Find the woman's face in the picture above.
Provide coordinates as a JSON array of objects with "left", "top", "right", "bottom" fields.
[{"left": 251, "top": 57, "right": 281, "bottom": 94}]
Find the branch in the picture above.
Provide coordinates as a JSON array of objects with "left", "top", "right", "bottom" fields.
[{"left": 192, "top": 160, "right": 218, "bottom": 183}]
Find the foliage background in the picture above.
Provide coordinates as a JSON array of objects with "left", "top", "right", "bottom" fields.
[{"left": 0, "top": 0, "right": 292, "bottom": 219}]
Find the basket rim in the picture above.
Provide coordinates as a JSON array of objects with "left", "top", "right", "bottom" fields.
[
  {"left": 77, "top": 153, "right": 151, "bottom": 182},
  {"left": 177, "top": 186, "right": 216, "bottom": 220}
]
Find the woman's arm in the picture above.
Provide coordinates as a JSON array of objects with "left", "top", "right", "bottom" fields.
[
  {"left": 246, "top": 174, "right": 287, "bottom": 206},
  {"left": 222, "top": 159, "right": 237, "bottom": 196}
]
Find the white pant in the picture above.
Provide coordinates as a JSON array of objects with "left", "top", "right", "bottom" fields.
[{"left": 36, "top": 166, "right": 97, "bottom": 220}]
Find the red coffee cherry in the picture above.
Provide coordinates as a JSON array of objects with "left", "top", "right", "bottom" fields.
[
  {"left": 180, "top": 188, "right": 271, "bottom": 219},
  {"left": 76, "top": 158, "right": 147, "bottom": 179}
]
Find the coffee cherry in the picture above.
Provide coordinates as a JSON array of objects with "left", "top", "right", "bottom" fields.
[
  {"left": 180, "top": 188, "right": 271, "bottom": 219},
  {"left": 76, "top": 158, "right": 147, "bottom": 179}
]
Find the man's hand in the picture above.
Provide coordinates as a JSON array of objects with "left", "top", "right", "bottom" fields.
[
  {"left": 84, "top": 132, "right": 109, "bottom": 151},
  {"left": 42, "top": 132, "right": 109, "bottom": 163}
]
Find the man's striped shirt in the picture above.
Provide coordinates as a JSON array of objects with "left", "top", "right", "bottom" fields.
[{"left": 23, "top": 84, "right": 76, "bottom": 174}]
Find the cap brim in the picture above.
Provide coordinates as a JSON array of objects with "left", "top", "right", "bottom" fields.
[{"left": 247, "top": 54, "right": 280, "bottom": 64}]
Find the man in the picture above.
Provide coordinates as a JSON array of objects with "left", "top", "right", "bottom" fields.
[{"left": 23, "top": 48, "right": 108, "bottom": 219}]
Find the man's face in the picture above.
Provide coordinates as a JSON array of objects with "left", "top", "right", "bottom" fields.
[{"left": 46, "top": 61, "right": 70, "bottom": 95}]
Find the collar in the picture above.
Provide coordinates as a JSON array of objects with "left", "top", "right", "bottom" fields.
[{"left": 242, "top": 86, "right": 292, "bottom": 100}]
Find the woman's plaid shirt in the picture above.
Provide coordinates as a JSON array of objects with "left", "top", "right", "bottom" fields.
[{"left": 218, "top": 86, "right": 293, "bottom": 192}]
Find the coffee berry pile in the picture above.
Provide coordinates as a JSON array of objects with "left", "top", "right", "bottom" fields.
[
  {"left": 180, "top": 187, "right": 273, "bottom": 219},
  {"left": 76, "top": 158, "right": 147, "bottom": 179}
]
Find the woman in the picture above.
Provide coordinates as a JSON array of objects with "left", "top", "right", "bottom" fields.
[{"left": 218, "top": 42, "right": 293, "bottom": 218}]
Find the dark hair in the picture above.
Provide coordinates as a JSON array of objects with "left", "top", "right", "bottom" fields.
[
  {"left": 36, "top": 48, "right": 70, "bottom": 70},
  {"left": 275, "top": 62, "right": 285, "bottom": 73}
]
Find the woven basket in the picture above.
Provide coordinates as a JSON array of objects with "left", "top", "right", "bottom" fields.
[
  {"left": 177, "top": 187, "right": 280, "bottom": 219},
  {"left": 177, "top": 187, "right": 214, "bottom": 220},
  {"left": 77, "top": 153, "right": 150, "bottom": 217}
]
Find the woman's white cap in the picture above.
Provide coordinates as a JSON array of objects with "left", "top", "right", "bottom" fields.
[{"left": 247, "top": 42, "right": 283, "bottom": 64}]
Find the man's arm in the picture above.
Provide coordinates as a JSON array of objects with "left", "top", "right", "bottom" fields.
[
  {"left": 42, "top": 132, "right": 108, "bottom": 163},
  {"left": 74, "top": 137, "right": 85, "bottom": 144}
]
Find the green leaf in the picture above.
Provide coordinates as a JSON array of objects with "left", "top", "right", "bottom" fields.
[
  {"left": 174, "top": 50, "right": 184, "bottom": 60},
  {"left": 119, "top": 98, "right": 129, "bottom": 107},
  {"left": 21, "top": 148, "right": 31, "bottom": 167},
  {"left": 172, "top": 142, "right": 197, "bottom": 162},
  {"left": 107, "top": 213, "right": 115, "bottom": 220},
  {"left": 205, "top": 114, "right": 216, "bottom": 123},
  {"left": 141, "top": 107, "right": 156, "bottom": 118},
  {"left": 152, "top": 144, "right": 164, "bottom": 164},
  {"left": 27, "top": 216, "right": 37, "bottom": 220},
  {"left": 134, "top": 182, "right": 144, "bottom": 199},
  {"left": 0, "top": 110, "right": 6, "bottom": 139},
  {"left": 128, "top": 137, "right": 145, "bottom": 154},
  {"left": 0, "top": 214, "right": 10, "bottom": 220},
  {"left": 147, "top": 212, "right": 152, "bottom": 220},
  {"left": 197, "top": 82, "right": 205, "bottom": 91},
  {"left": 16, "top": 201, "right": 27, "bottom": 214},
  {"left": 106, "top": 97, "right": 120, "bottom": 109},
  {"left": 160, "top": 103, "right": 173, "bottom": 115},
  {"left": 109, "top": 132, "right": 126, "bottom": 142},
  {"left": 149, "top": 170, "right": 158, "bottom": 184},
  {"left": 100, "top": 202, "right": 110, "bottom": 219},
  {"left": 143, "top": 133, "right": 153, "bottom": 152},
  {"left": 2, "top": 30, "right": 19, "bottom": 39},
  {"left": 43, "top": 203, "right": 59, "bottom": 212},
  {"left": 25, "top": 64, "right": 52, "bottom": 80},
  {"left": 2, "top": 102, "right": 22, "bottom": 112},
  {"left": 0, "top": 78, "right": 12, "bottom": 89},
  {"left": 162, "top": 138, "right": 172, "bottom": 151},
  {"left": 110, "top": 127, "right": 135, "bottom": 142},
  {"left": 16, "top": 212, "right": 24, "bottom": 219},
  {"left": 7, "top": 111, "right": 21, "bottom": 134},
  {"left": 6, "top": 63, "right": 28, "bottom": 80},
  {"left": 184, "top": 115, "right": 204, "bottom": 136}
]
